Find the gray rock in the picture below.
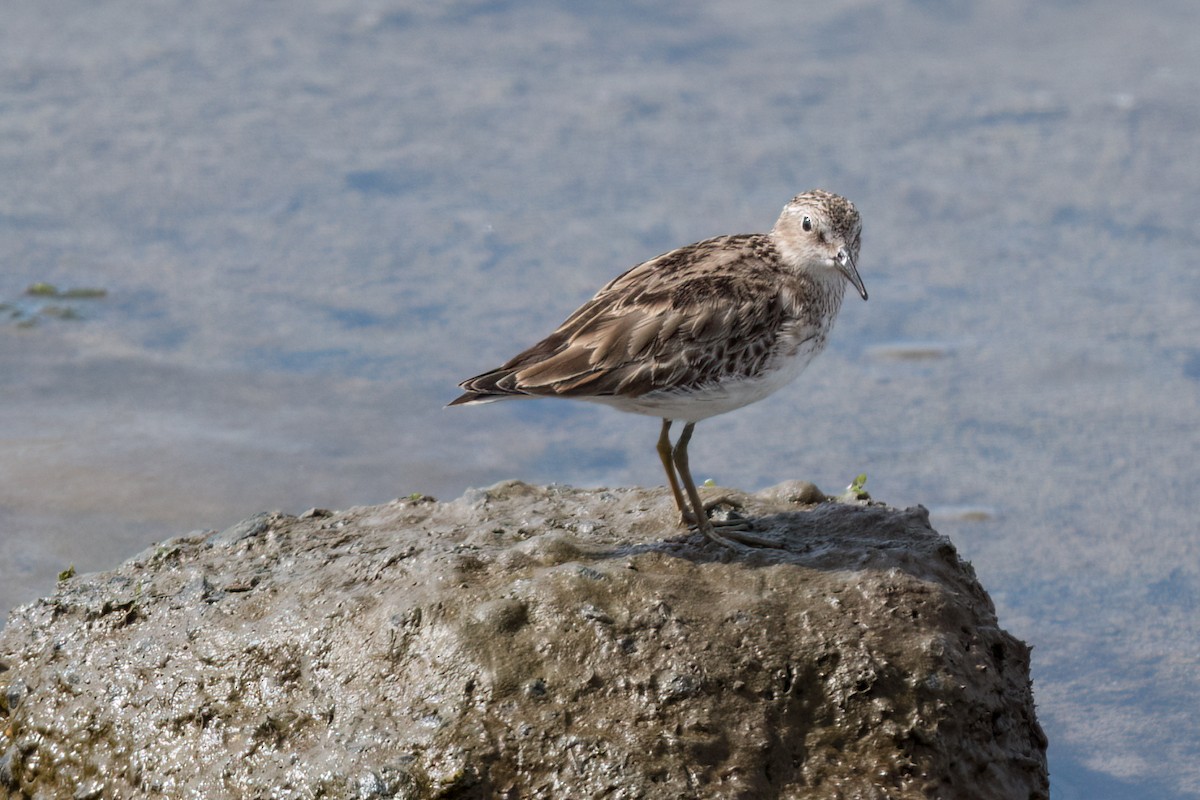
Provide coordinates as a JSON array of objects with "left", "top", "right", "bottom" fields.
[
  {"left": 208, "top": 511, "right": 273, "bottom": 545},
  {"left": 0, "top": 481, "right": 1047, "bottom": 799}
]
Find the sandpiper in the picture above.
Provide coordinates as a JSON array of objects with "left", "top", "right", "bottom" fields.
[{"left": 450, "top": 190, "right": 866, "bottom": 549}]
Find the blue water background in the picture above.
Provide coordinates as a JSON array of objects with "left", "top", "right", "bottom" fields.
[{"left": 2, "top": 2, "right": 1198, "bottom": 796}]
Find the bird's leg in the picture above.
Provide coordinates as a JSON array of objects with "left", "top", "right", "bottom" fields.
[
  {"left": 656, "top": 419, "right": 691, "bottom": 520},
  {"left": 671, "top": 423, "right": 750, "bottom": 549},
  {"left": 658, "top": 420, "right": 749, "bottom": 531},
  {"left": 671, "top": 422, "right": 781, "bottom": 550}
]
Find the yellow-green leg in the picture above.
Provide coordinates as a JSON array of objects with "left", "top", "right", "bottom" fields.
[
  {"left": 658, "top": 420, "right": 780, "bottom": 549},
  {"left": 656, "top": 419, "right": 690, "bottom": 519},
  {"left": 672, "top": 422, "right": 743, "bottom": 547}
]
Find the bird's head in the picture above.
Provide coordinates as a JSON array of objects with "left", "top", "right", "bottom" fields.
[{"left": 772, "top": 189, "right": 867, "bottom": 301}]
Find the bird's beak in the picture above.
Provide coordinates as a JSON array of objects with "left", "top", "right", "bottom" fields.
[{"left": 837, "top": 249, "right": 868, "bottom": 301}]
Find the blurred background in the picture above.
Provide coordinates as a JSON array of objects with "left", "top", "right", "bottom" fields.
[{"left": 2, "top": 2, "right": 1197, "bottom": 797}]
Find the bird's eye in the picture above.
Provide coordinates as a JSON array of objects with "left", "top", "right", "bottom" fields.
[{"left": 801, "top": 216, "right": 813, "bottom": 232}]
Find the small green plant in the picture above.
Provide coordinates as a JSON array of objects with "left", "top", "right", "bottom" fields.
[
  {"left": 25, "top": 282, "right": 59, "bottom": 297},
  {"left": 39, "top": 305, "right": 81, "bottom": 320},
  {"left": 58, "top": 564, "right": 76, "bottom": 582},
  {"left": 4, "top": 283, "right": 108, "bottom": 326},
  {"left": 24, "top": 283, "right": 107, "bottom": 298},
  {"left": 838, "top": 473, "right": 871, "bottom": 503}
]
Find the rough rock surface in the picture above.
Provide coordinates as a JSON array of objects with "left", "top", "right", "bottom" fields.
[{"left": 0, "top": 481, "right": 1048, "bottom": 799}]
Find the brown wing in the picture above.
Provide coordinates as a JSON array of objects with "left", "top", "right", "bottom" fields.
[{"left": 450, "top": 234, "right": 803, "bottom": 404}]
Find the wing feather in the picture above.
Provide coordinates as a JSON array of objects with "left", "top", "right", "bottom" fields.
[{"left": 454, "top": 233, "right": 809, "bottom": 401}]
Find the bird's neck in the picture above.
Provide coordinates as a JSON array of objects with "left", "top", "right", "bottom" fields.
[{"left": 783, "top": 267, "right": 846, "bottom": 325}]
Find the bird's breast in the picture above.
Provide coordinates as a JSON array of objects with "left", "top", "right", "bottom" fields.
[{"left": 591, "top": 332, "right": 828, "bottom": 422}]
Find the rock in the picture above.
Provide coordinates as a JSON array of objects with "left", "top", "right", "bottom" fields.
[{"left": 0, "top": 482, "right": 1048, "bottom": 799}]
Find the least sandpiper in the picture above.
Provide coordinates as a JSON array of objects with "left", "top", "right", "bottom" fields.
[{"left": 450, "top": 190, "right": 866, "bottom": 549}]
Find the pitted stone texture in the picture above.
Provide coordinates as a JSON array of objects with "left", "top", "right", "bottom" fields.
[{"left": 0, "top": 482, "right": 1047, "bottom": 799}]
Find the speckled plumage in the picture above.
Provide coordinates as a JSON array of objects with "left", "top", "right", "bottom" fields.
[{"left": 451, "top": 190, "right": 867, "bottom": 549}]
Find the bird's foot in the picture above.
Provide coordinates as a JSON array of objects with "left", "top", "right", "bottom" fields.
[
  {"left": 682, "top": 498, "right": 780, "bottom": 549},
  {"left": 703, "top": 494, "right": 742, "bottom": 514},
  {"left": 690, "top": 520, "right": 780, "bottom": 550},
  {"left": 678, "top": 494, "right": 743, "bottom": 527}
]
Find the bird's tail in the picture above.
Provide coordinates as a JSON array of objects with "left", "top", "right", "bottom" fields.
[
  {"left": 447, "top": 390, "right": 503, "bottom": 406},
  {"left": 447, "top": 368, "right": 528, "bottom": 407}
]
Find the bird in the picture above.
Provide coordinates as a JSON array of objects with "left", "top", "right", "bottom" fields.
[{"left": 449, "top": 190, "right": 866, "bottom": 549}]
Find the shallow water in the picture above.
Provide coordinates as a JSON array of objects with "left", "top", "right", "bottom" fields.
[{"left": 2, "top": 1, "right": 1198, "bottom": 796}]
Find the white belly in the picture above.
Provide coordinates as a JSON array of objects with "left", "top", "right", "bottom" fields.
[{"left": 590, "top": 342, "right": 824, "bottom": 423}]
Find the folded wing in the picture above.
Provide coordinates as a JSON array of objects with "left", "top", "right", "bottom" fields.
[{"left": 449, "top": 234, "right": 802, "bottom": 405}]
